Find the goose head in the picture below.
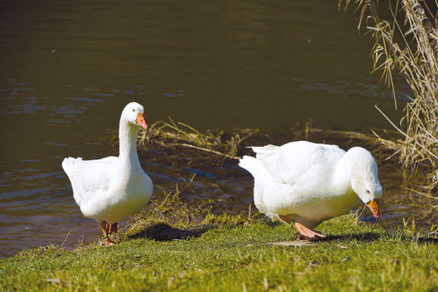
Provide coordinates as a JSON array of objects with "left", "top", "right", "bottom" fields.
[
  {"left": 347, "top": 147, "right": 382, "bottom": 219},
  {"left": 121, "top": 102, "right": 148, "bottom": 130}
]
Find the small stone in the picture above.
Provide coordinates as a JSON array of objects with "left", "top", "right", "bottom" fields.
[
  {"left": 47, "top": 278, "right": 61, "bottom": 284},
  {"left": 168, "top": 276, "right": 176, "bottom": 286},
  {"left": 267, "top": 241, "right": 315, "bottom": 247}
]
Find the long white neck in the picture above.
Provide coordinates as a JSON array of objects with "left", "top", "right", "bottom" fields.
[
  {"left": 331, "top": 154, "right": 353, "bottom": 195},
  {"left": 118, "top": 118, "right": 141, "bottom": 171}
]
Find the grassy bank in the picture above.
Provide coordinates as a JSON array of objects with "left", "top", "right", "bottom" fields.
[
  {"left": 3, "top": 123, "right": 436, "bottom": 290},
  {"left": 1, "top": 214, "right": 437, "bottom": 291}
]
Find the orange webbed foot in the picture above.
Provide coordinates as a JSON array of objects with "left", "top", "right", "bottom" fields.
[{"left": 293, "top": 222, "right": 326, "bottom": 240}]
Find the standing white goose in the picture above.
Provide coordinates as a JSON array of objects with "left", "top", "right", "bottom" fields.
[
  {"left": 62, "top": 102, "right": 153, "bottom": 246},
  {"left": 239, "top": 141, "right": 382, "bottom": 239}
]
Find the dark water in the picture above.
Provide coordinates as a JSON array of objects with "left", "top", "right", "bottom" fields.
[{"left": 0, "top": 0, "right": 411, "bottom": 257}]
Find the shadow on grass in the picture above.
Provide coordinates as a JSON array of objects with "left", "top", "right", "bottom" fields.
[
  {"left": 323, "top": 232, "right": 382, "bottom": 242},
  {"left": 265, "top": 221, "right": 282, "bottom": 228},
  {"left": 323, "top": 232, "right": 438, "bottom": 243},
  {"left": 419, "top": 237, "right": 438, "bottom": 243},
  {"left": 128, "top": 223, "right": 209, "bottom": 241}
]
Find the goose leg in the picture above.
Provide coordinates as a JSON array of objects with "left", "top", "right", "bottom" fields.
[
  {"left": 109, "top": 223, "right": 118, "bottom": 235},
  {"left": 105, "top": 222, "right": 110, "bottom": 235},
  {"left": 100, "top": 220, "right": 116, "bottom": 246},
  {"left": 278, "top": 215, "right": 292, "bottom": 224}
]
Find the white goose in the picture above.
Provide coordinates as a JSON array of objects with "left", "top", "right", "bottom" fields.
[
  {"left": 62, "top": 102, "right": 153, "bottom": 246},
  {"left": 239, "top": 141, "right": 382, "bottom": 239}
]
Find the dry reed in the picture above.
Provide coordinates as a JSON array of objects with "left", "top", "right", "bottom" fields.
[
  {"left": 139, "top": 118, "right": 259, "bottom": 160},
  {"left": 340, "top": 0, "right": 438, "bottom": 194}
]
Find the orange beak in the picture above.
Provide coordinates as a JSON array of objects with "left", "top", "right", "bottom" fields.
[
  {"left": 135, "top": 113, "right": 148, "bottom": 130},
  {"left": 367, "top": 199, "right": 380, "bottom": 219}
]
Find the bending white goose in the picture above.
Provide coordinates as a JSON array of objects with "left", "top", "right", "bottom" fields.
[
  {"left": 239, "top": 141, "right": 382, "bottom": 239},
  {"left": 62, "top": 102, "right": 153, "bottom": 246}
]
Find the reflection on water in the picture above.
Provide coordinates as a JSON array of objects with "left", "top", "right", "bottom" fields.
[{"left": 0, "top": 0, "right": 411, "bottom": 257}]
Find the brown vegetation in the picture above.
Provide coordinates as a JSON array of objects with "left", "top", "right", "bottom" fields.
[
  {"left": 139, "top": 118, "right": 259, "bottom": 160},
  {"left": 341, "top": 0, "right": 438, "bottom": 194}
]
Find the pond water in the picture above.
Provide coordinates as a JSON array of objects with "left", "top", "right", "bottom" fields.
[{"left": 0, "top": 0, "right": 412, "bottom": 257}]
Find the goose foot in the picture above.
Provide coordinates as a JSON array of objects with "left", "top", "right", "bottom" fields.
[
  {"left": 293, "top": 222, "right": 325, "bottom": 240},
  {"left": 278, "top": 215, "right": 325, "bottom": 240},
  {"left": 104, "top": 238, "right": 116, "bottom": 246}
]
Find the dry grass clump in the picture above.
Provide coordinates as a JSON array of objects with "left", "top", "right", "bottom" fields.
[
  {"left": 341, "top": 0, "right": 438, "bottom": 193},
  {"left": 139, "top": 118, "right": 258, "bottom": 160}
]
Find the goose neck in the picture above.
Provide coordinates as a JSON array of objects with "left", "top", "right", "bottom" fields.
[
  {"left": 118, "top": 119, "right": 140, "bottom": 166},
  {"left": 332, "top": 155, "right": 353, "bottom": 193}
]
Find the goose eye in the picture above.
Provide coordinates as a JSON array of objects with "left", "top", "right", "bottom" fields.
[
  {"left": 366, "top": 190, "right": 370, "bottom": 194},
  {"left": 132, "top": 109, "right": 135, "bottom": 112}
]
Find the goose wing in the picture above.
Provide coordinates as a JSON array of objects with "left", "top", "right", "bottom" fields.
[
  {"left": 252, "top": 141, "right": 345, "bottom": 189},
  {"left": 62, "top": 156, "right": 118, "bottom": 206}
]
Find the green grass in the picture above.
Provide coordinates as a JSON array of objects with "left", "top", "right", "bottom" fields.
[
  {"left": 4, "top": 125, "right": 435, "bottom": 291},
  {"left": 1, "top": 214, "right": 437, "bottom": 291}
]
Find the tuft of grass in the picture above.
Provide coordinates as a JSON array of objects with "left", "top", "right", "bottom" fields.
[
  {"left": 1, "top": 213, "right": 437, "bottom": 291},
  {"left": 340, "top": 0, "right": 438, "bottom": 195}
]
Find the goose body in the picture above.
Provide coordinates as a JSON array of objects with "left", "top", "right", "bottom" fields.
[
  {"left": 62, "top": 102, "right": 153, "bottom": 245},
  {"left": 239, "top": 141, "right": 382, "bottom": 239}
]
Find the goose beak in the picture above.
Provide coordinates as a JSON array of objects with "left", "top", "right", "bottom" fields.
[
  {"left": 136, "top": 113, "right": 148, "bottom": 130},
  {"left": 367, "top": 199, "right": 380, "bottom": 219}
]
